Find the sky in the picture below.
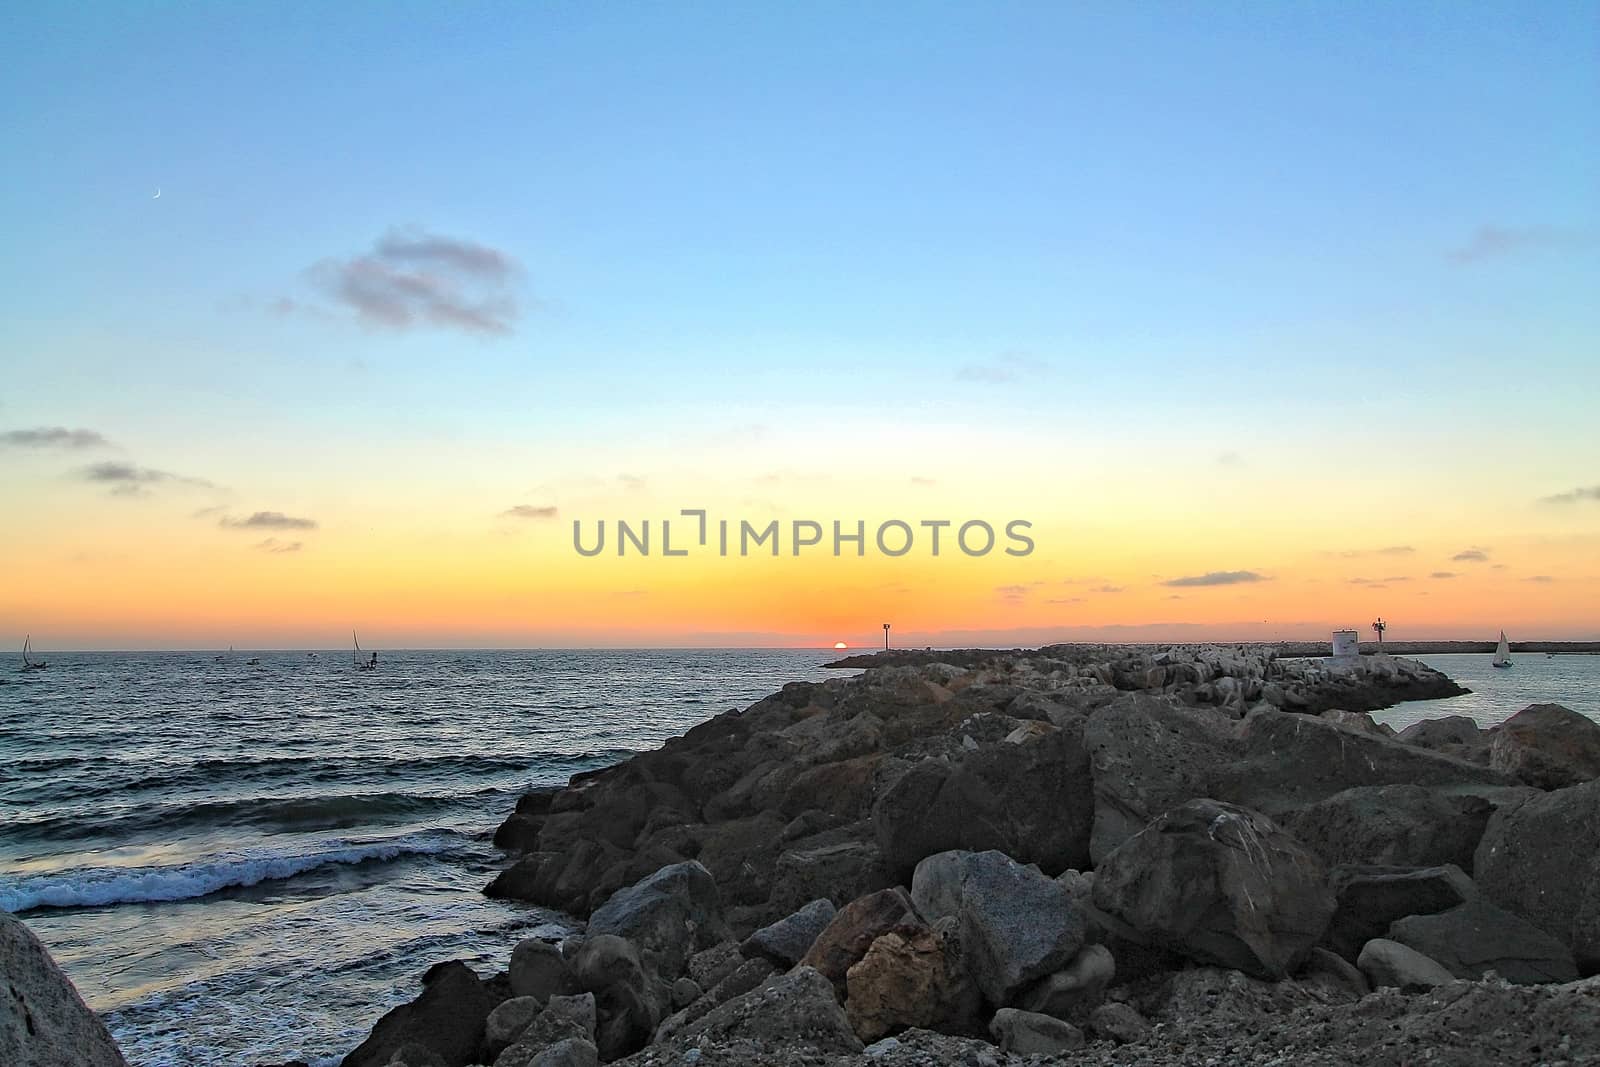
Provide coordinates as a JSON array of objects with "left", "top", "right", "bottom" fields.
[{"left": 1, "top": 1, "right": 1597, "bottom": 649}]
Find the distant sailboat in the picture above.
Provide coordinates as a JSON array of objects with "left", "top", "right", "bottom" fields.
[
  {"left": 353, "top": 630, "right": 377, "bottom": 671},
  {"left": 1492, "top": 631, "right": 1512, "bottom": 669},
  {"left": 21, "top": 635, "right": 48, "bottom": 672}
]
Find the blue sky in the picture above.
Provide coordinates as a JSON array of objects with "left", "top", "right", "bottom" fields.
[{"left": 2, "top": 1, "right": 1597, "bottom": 644}]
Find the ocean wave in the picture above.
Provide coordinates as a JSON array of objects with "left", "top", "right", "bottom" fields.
[
  {"left": 6, "top": 748, "right": 636, "bottom": 803},
  {"left": 0, "top": 832, "right": 465, "bottom": 913},
  {"left": 5, "top": 786, "right": 510, "bottom": 842}
]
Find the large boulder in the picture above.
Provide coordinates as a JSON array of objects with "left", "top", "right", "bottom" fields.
[
  {"left": 769, "top": 838, "right": 889, "bottom": 915},
  {"left": 567, "top": 935, "right": 663, "bottom": 1061},
  {"left": 740, "top": 898, "right": 835, "bottom": 967},
  {"left": 508, "top": 939, "right": 573, "bottom": 1003},
  {"left": 1489, "top": 703, "right": 1600, "bottom": 789},
  {"left": 871, "top": 726, "right": 1093, "bottom": 883},
  {"left": 585, "top": 861, "right": 729, "bottom": 980},
  {"left": 1092, "top": 800, "right": 1335, "bottom": 979},
  {"left": 844, "top": 925, "right": 975, "bottom": 1042},
  {"left": 799, "top": 887, "right": 921, "bottom": 991},
  {"left": 675, "top": 966, "right": 863, "bottom": 1055},
  {"left": 1356, "top": 939, "right": 1456, "bottom": 991},
  {"left": 1387, "top": 899, "right": 1578, "bottom": 985},
  {"left": 492, "top": 994, "right": 597, "bottom": 1067},
  {"left": 1282, "top": 784, "right": 1495, "bottom": 871},
  {"left": 1323, "top": 864, "right": 1477, "bottom": 960},
  {"left": 341, "top": 961, "right": 497, "bottom": 1067},
  {"left": 1474, "top": 779, "right": 1600, "bottom": 973},
  {"left": 936, "top": 850, "right": 1087, "bottom": 1005},
  {"left": 1397, "top": 715, "right": 1490, "bottom": 763},
  {"left": 0, "top": 911, "right": 128, "bottom": 1067},
  {"left": 1084, "top": 698, "right": 1511, "bottom": 862}
]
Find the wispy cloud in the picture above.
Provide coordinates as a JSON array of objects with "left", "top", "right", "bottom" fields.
[
  {"left": 618, "top": 474, "right": 647, "bottom": 492},
  {"left": 1216, "top": 451, "right": 1245, "bottom": 468},
  {"left": 1161, "top": 570, "right": 1267, "bottom": 588},
  {"left": 1524, "top": 575, "right": 1556, "bottom": 583},
  {"left": 1448, "top": 224, "right": 1600, "bottom": 264},
  {"left": 1452, "top": 547, "right": 1490, "bottom": 562},
  {"left": 503, "top": 504, "right": 558, "bottom": 520},
  {"left": 1540, "top": 485, "right": 1600, "bottom": 505},
  {"left": 910, "top": 476, "right": 938, "bottom": 487},
  {"left": 78, "top": 461, "right": 216, "bottom": 495},
  {"left": 1430, "top": 571, "right": 1457, "bottom": 579},
  {"left": 1327, "top": 546, "right": 1414, "bottom": 559},
  {"left": 1046, "top": 596, "right": 1084, "bottom": 605},
  {"left": 1, "top": 426, "right": 111, "bottom": 450},
  {"left": 956, "top": 352, "right": 1049, "bottom": 384},
  {"left": 1090, "top": 584, "right": 1125, "bottom": 594},
  {"left": 302, "top": 227, "right": 523, "bottom": 336},
  {"left": 255, "top": 538, "right": 303, "bottom": 554},
  {"left": 220, "top": 511, "right": 318, "bottom": 531}
]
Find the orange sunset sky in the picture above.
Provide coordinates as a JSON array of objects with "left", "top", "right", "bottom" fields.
[{"left": 2, "top": 4, "right": 1597, "bottom": 649}]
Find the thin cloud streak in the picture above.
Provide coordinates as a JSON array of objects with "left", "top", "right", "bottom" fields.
[
  {"left": 1161, "top": 570, "right": 1267, "bottom": 588},
  {"left": 503, "top": 505, "right": 558, "bottom": 520},
  {"left": 1540, "top": 486, "right": 1600, "bottom": 505},
  {"left": 220, "top": 511, "right": 318, "bottom": 531},
  {"left": 1, "top": 427, "right": 112, "bottom": 449},
  {"left": 1448, "top": 224, "right": 1600, "bottom": 264}
]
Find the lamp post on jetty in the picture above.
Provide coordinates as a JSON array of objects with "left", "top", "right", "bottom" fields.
[
  {"left": 1372, "top": 617, "right": 1386, "bottom": 645},
  {"left": 883, "top": 623, "right": 891, "bottom": 651}
]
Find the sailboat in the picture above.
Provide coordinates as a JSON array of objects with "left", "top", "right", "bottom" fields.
[
  {"left": 1492, "top": 631, "right": 1513, "bottom": 669},
  {"left": 21, "top": 636, "right": 48, "bottom": 672},
  {"left": 353, "top": 630, "right": 377, "bottom": 671}
]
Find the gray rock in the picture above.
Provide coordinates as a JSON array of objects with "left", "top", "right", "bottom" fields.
[
  {"left": 955, "top": 850, "right": 1086, "bottom": 1004},
  {"left": 341, "top": 960, "right": 496, "bottom": 1067},
  {"left": 652, "top": 957, "right": 775, "bottom": 1044},
  {"left": 1300, "top": 946, "right": 1370, "bottom": 997},
  {"left": 1357, "top": 938, "right": 1456, "bottom": 991},
  {"left": 0, "top": 911, "right": 128, "bottom": 1067},
  {"left": 1017, "top": 943, "right": 1115, "bottom": 1021},
  {"left": 677, "top": 965, "right": 863, "bottom": 1054},
  {"left": 669, "top": 977, "right": 700, "bottom": 1009},
  {"left": 484, "top": 997, "right": 544, "bottom": 1059},
  {"left": 1323, "top": 863, "right": 1478, "bottom": 960},
  {"left": 1489, "top": 703, "right": 1600, "bottom": 789},
  {"left": 685, "top": 941, "right": 743, "bottom": 989},
  {"left": 508, "top": 939, "right": 572, "bottom": 1003},
  {"left": 492, "top": 994, "right": 598, "bottom": 1067},
  {"left": 1475, "top": 778, "right": 1600, "bottom": 972},
  {"left": 1283, "top": 784, "right": 1495, "bottom": 871},
  {"left": 526, "top": 1039, "right": 597, "bottom": 1067},
  {"left": 568, "top": 935, "right": 660, "bottom": 1060},
  {"left": 989, "top": 1008, "right": 1084, "bottom": 1054},
  {"left": 1387, "top": 898, "right": 1578, "bottom": 985},
  {"left": 872, "top": 726, "right": 1094, "bottom": 883},
  {"left": 1085, "top": 697, "right": 1510, "bottom": 862},
  {"left": 1398, "top": 714, "right": 1488, "bottom": 761},
  {"left": 386, "top": 1043, "right": 446, "bottom": 1067},
  {"left": 1087, "top": 1001, "right": 1150, "bottom": 1044},
  {"left": 740, "top": 897, "right": 836, "bottom": 966},
  {"left": 587, "top": 861, "right": 729, "bottom": 980},
  {"left": 1092, "top": 799, "right": 1335, "bottom": 979},
  {"left": 770, "top": 840, "right": 889, "bottom": 915}
]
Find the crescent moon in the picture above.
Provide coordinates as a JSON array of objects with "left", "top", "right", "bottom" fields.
[{"left": 152, "top": 188, "right": 161, "bottom": 199}]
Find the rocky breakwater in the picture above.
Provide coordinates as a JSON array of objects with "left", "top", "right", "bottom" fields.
[{"left": 336, "top": 648, "right": 1600, "bottom": 1067}]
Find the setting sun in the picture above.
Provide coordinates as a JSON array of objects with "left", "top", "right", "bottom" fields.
[{"left": 834, "top": 642, "right": 848, "bottom": 649}]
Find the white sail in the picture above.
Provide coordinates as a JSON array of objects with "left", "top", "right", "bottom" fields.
[{"left": 1492, "top": 631, "right": 1511, "bottom": 667}]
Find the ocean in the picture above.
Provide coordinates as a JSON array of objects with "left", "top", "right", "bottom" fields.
[
  {"left": 0, "top": 649, "right": 848, "bottom": 1067},
  {"left": 3, "top": 647, "right": 1597, "bottom": 1067}
]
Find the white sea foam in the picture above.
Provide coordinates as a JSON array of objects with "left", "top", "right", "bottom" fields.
[{"left": 0, "top": 833, "right": 460, "bottom": 913}]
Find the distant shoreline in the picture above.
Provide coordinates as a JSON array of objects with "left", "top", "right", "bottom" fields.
[{"left": 826, "top": 639, "right": 1600, "bottom": 668}]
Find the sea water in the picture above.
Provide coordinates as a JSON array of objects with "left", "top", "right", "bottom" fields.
[
  {"left": 0, "top": 649, "right": 845, "bottom": 1066},
  {"left": 6, "top": 647, "right": 1597, "bottom": 1065}
]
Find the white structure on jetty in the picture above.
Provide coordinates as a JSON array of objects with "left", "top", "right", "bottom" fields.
[{"left": 1331, "top": 629, "right": 1360, "bottom": 659}]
